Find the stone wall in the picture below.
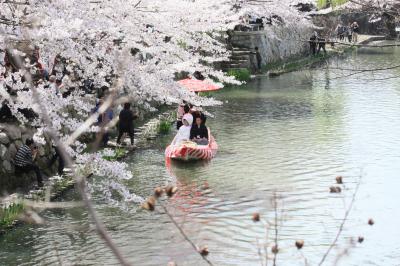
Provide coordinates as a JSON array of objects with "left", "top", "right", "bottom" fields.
[
  {"left": 0, "top": 124, "right": 56, "bottom": 194},
  {"left": 229, "top": 23, "right": 313, "bottom": 71}
]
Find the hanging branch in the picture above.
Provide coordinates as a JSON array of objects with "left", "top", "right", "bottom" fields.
[
  {"left": 158, "top": 200, "right": 214, "bottom": 266},
  {"left": 317, "top": 174, "right": 363, "bottom": 266},
  {"left": 272, "top": 192, "right": 279, "bottom": 266}
]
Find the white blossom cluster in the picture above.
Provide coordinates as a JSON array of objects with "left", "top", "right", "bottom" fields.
[{"left": 1, "top": 0, "right": 312, "bottom": 204}]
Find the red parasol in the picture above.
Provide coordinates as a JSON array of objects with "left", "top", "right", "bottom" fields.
[{"left": 178, "top": 78, "right": 220, "bottom": 92}]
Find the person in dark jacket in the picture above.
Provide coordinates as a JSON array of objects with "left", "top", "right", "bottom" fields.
[
  {"left": 190, "top": 116, "right": 209, "bottom": 145},
  {"left": 309, "top": 32, "right": 318, "bottom": 55},
  {"left": 14, "top": 138, "right": 43, "bottom": 187},
  {"left": 117, "top": 103, "right": 137, "bottom": 146}
]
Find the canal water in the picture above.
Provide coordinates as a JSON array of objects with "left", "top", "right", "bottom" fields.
[{"left": 1, "top": 43, "right": 400, "bottom": 266}]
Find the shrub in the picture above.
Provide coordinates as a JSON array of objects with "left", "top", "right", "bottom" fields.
[
  {"left": 227, "top": 68, "right": 251, "bottom": 82},
  {"left": 317, "top": 0, "right": 348, "bottom": 9},
  {"left": 158, "top": 120, "right": 172, "bottom": 134},
  {"left": 102, "top": 147, "right": 126, "bottom": 161},
  {"left": 0, "top": 203, "right": 24, "bottom": 230}
]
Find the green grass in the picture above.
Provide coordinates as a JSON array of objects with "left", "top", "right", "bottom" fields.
[
  {"left": 227, "top": 68, "right": 251, "bottom": 82},
  {"left": 317, "top": 0, "right": 349, "bottom": 9},
  {"left": 0, "top": 203, "right": 24, "bottom": 230},
  {"left": 102, "top": 147, "right": 127, "bottom": 161},
  {"left": 264, "top": 53, "right": 326, "bottom": 74},
  {"left": 158, "top": 120, "right": 172, "bottom": 134}
]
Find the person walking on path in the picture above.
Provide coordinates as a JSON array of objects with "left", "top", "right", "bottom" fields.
[
  {"left": 14, "top": 138, "right": 44, "bottom": 187},
  {"left": 346, "top": 24, "right": 353, "bottom": 42},
  {"left": 351, "top": 22, "right": 360, "bottom": 43},
  {"left": 117, "top": 102, "right": 137, "bottom": 146}
]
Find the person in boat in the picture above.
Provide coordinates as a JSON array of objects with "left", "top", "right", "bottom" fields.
[
  {"left": 190, "top": 115, "right": 209, "bottom": 145},
  {"left": 117, "top": 102, "right": 137, "bottom": 146},
  {"left": 172, "top": 113, "right": 193, "bottom": 146},
  {"left": 176, "top": 104, "right": 192, "bottom": 130},
  {"left": 176, "top": 101, "right": 190, "bottom": 130}
]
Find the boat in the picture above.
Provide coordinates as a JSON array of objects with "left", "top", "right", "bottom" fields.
[{"left": 165, "top": 133, "right": 218, "bottom": 161}]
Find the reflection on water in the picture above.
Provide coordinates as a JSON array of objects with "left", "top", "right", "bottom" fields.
[{"left": 1, "top": 44, "right": 400, "bottom": 266}]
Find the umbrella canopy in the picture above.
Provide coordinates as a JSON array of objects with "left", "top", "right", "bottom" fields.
[{"left": 178, "top": 78, "right": 220, "bottom": 92}]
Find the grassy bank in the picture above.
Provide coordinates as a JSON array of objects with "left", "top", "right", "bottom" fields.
[
  {"left": 0, "top": 203, "right": 24, "bottom": 233},
  {"left": 264, "top": 45, "right": 356, "bottom": 76}
]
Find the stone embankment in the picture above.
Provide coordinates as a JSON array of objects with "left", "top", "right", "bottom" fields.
[
  {"left": 221, "top": 24, "right": 313, "bottom": 73},
  {"left": 0, "top": 124, "right": 56, "bottom": 193}
]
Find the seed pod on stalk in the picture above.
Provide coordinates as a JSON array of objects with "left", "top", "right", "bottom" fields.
[
  {"left": 295, "top": 240, "right": 304, "bottom": 249},
  {"left": 154, "top": 187, "right": 164, "bottom": 198},
  {"left": 165, "top": 185, "right": 178, "bottom": 197},
  {"left": 252, "top": 212, "right": 260, "bottom": 222},
  {"left": 336, "top": 176, "right": 343, "bottom": 184},
  {"left": 199, "top": 245, "right": 209, "bottom": 256},
  {"left": 142, "top": 196, "right": 156, "bottom": 211}
]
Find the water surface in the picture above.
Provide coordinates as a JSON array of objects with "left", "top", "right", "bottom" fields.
[{"left": 1, "top": 43, "right": 400, "bottom": 266}]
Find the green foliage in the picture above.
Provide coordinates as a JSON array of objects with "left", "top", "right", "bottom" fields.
[
  {"left": 317, "top": 0, "right": 349, "bottom": 9},
  {"left": 102, "top": 147, "right": 127, "bottom": 161},
  {"left": 227, "top": 68, "right": 251, "bottom": 82},
  {"left": 0, "top": 203, "right": 24, "bottom": 230},
  {"left": 158, "top": 120, "right": 172, "bottom": 134}
]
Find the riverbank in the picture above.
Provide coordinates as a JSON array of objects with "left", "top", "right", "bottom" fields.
[
  {"left": 0, "top": 110, "right": 175, "bottom": 234},
  {"left": 263, "top": 34, "right": 386, "bottom": 77}
]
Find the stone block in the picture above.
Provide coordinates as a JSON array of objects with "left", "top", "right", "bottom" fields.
[
  {"left": 5, "top": 127, "right": 22, "bottom": 141},
  {"left": 38, "top": 145, "right": 45, "bottom": 156},
  {"left": 22, "top": 133, "right": 32, "bottom": 143},
  {"left": 3, "top": 160, "right": 13, "bottom": 173},
  {"left": 15, "top": 140, "right": 23, "bottom": 149},
  {"left": 0, "top": 132, "right": 10, "bottom": 145},
  {"left": 0, "top": 144, "right": 7, "bottom": 158},
  {"left": 8, "top": 143, "right": 18, "bottom": 159}
]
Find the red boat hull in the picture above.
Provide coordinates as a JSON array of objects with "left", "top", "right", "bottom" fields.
[{"left": 165, "top": 135, "right": 218, "bottom": 161}]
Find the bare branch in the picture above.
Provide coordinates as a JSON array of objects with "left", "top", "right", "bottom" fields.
[
  {"left": 158, "top": 200, "right": 214, "bottom": 266},
  {"left": 318, "top": 174, "right": 363, "bottom": 266}
]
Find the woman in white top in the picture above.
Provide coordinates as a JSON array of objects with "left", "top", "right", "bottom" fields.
[{"left": 172, "top": 113, "right": 193, "bottom": 146}]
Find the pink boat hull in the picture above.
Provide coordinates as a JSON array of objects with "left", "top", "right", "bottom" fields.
[{"left": 165, "top": 135, "right": 218, "bottom": 161}]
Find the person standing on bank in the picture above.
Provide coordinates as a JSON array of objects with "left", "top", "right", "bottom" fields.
[
  {"left": 351, "top": 21, "right": 359, "bottom": 43},
  {"left": 14, "top": 138, "right": 44, "bottom": 187},
  {"left": 255, "top": 47, "right": 262, "bottom": 72},
  {"left": 117, "top": 102, "right": 137, "bottom": 146},
  {"left": 346, "top": 23, "right": 353, "bottom": 42},
  {"left": 309, "top": 32, "right": 318, "bottom": 55}
]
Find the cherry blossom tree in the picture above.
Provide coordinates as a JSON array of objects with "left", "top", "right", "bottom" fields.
[{"left": 0, "top": 0, "right": 312, "bottom": 202}]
